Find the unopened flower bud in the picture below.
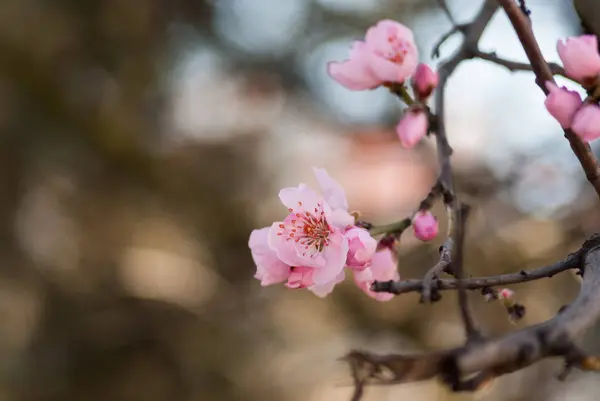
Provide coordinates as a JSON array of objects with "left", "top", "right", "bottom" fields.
[
  {"left": 412, "top": 211, "right": 438, "bottom": 241},
  {"left": 411, "top": 63, "right": 439, "bottom": 100}
]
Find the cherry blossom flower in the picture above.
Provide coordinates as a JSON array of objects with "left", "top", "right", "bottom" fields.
[
  {"left": 327, "top": 19, "right": 418, "bottom": 90},
  {"left": 267, "top": 167, "right": 354, "bottom": 285}
]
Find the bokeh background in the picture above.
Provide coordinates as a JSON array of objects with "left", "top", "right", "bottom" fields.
[{"left": 1, "top": 0, "right": 600, "bottom": 400}]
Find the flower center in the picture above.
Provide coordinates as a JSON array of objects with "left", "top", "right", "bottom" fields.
[
  {"left": 277, "top": 201, "right": 333, "bottom": 256},
  {"left": 382, "top": 35, "right": 409, "bottom": 64}
]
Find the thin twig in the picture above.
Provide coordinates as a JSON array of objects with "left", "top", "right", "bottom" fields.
[
  {"left": 451, "top": 203, "right": 481, "bottom": 341},
  {"left": 496, "top": 0, "right": 600, "bottom": 200},
  {"left": 372, "top": 251, "right": 581, "bottom": 295},
  {"left": 472, "top": 49, "right": 568, "bottom": 78},
  {"left": 420, "top": 239, "right": 453, "bottom": 302}
]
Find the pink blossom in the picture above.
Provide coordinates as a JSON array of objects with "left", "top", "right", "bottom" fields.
[
  {"left": 354, "top": 249, "right": 400, "bottom": 302},
  {"left": 327, "top": 20, "right": 418, "bottom": 90},
  {"left": 268, "top": 167, "right": 354, "bottom": 285},
  {"left": 557, "top": 35, "right": 600, "bottom": 82},
  {"left": 249, "top": 227, "right": 291, "bottom": 286},
  {"left": 412, "top": 63, "right": 439, "bottom": 100},
  {"left": 572, "top": 104, "right": 600, "bottom": 142},
  {"left": 396, "top": 109, "right": 428, "bottom": 148},
  {"left": 345, "top": 227, "right": 377, "bottom": 269},
  {"left": 544, "top": 82, "right": 582, "bottom": 129},
  {"left": 413, "top": 211, "right": 438, "bottom": 241}
]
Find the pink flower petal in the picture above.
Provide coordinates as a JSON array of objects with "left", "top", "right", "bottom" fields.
[
  {"left": 572, "top": 104, "right": 600, "bottom": 142},
  {"left": 396, "top": 109, "right": 429, "bottom": 148},
  {"left": 353, "top": 249, "right": 399, "bottom": 302},
  {"left": 345, "top": 227, "right": 377, "bottom": 269},
  {"left": 278, "top": 184, "right": 323, "bottom": 214},
  {"left": 311, "top": 231, "right": 348, "bottom": 284},
  {"left": 249, "top": 227, "right": 291, "bottom": 286},
  {"left": 557, "top": 35, "right": 600, "bottom": 81},
  {"left": 313, "top": 166, "right": 349, "bottom": 211},
  {"left": 309, "top": 270, "right": 345, "bottom": 297},
  {"left": 543, "top": 81, "right": 582, "bottom": 129},
  {"left": 326, "top": 42, "right": 381, "bottom": 90}
]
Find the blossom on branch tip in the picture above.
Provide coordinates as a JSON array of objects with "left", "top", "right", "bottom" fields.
[
  {"left": 268, "top": 168, "right": 354, "bottom": 285},
  {"left": 411, "top": 63, "right": 439, "bottom": 100},
  {"left": 557, "top": 35, "right": 600, "bottom": 82},
  {"left": 543, "top": 82, "right": 582, "bottom": 129},
  {"left": 327, "top": 20, "right": 418, "bottom": 90},
  {"left": 412, "top": 211, "right": 438, "bottom": 241},
  {"left": 354, "top": 249, "right": 400, "bottom": 302},
  {"left": 396, "top": 108, "right": 428, "bottom": 148},
  {"left": 572, "top": 104, "right": 600, "bottom": 143}
]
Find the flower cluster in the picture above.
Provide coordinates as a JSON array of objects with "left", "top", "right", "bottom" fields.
[
  {"left": 327, "top": 20, "right": 439, "bottom": 149},
  {"left": 249, "top": 168, "right": 399, "bottom": 300},
  {"left": 544, "top": 35, "right": 600, "bottom": 142}
]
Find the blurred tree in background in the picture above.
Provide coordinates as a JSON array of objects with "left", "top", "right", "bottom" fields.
[{"left": 0, "top": 0, "right": 599, "bottom": 400}]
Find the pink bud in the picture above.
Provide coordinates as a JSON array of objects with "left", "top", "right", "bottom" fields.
[
  {"left": 572, "top": 104, "right": 600, "bottom": 143},
  {"left": 412, "top": 211, "right": 438, "bottom": 241},
  {"left": 411, "top": 63, "right": 439, "bottom": 100},
  {"left": 557, "top": 35, "right": 600, "bottom": 82},
  {"left": 544, "top": 82, "right": 582, "bottom": 129},
  {"left": 499, "top": 288, "right": 514, "bottom": 300},
  {"left": 396, "top": 109, "right": 428, "bottom": 149}
]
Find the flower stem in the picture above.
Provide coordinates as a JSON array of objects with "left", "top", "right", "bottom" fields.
[
  {"left": 369, "top": 218, "right": 412, "bottom": 236},
  {"left": 387, "top": 83, "right": 415, "bottom": 106}
]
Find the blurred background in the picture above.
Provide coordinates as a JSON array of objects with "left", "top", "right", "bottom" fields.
[{"left": 1, "top": 0, "right": 600, "bottom": 400}]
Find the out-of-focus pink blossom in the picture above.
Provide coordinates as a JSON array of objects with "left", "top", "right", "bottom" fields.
[
  {"left": 572, "top": 104, "right": 600, "bottom": 142},
  {"left": 354, "top": 249, "right": 400, "bottom": 302},
  {"left": 267, "top": 168, "right": 354, "bottom": 285},
  {"left": 249, "top": 227, "right": 291, "bottom": 286},
  {"left": 412, "top": 63, "right": 439, "bottom": 100},
  {"left": 327, "top": 19, "right": 418, "bottom": 90},
  {"left": 557, "top": 35, "right": 600, "bottom": 82},
  {"left": 396, "top": 109, "right": 428, "bottom": 149},
  {"left": 412, "top": 211, "right": 438, "bottom": 241},
  {"left": 345, "top": 227, "right": 377, "bottom": 269},
  {"left": 544, "top": 82, "right": 582, "bottom": 129}
]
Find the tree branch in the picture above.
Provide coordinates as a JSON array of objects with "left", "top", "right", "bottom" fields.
[
  {"left": 416, "top": 0, "right": 498, "bottom": 309},
  {"left": 348, "top": 237, "right": 600, "bottom": 390},
  {"left": 496, "top": 0, "right": 600, "bottom": 200},
  {"left": 372, "top": 250, "right": 581, "bottom": 295}
]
